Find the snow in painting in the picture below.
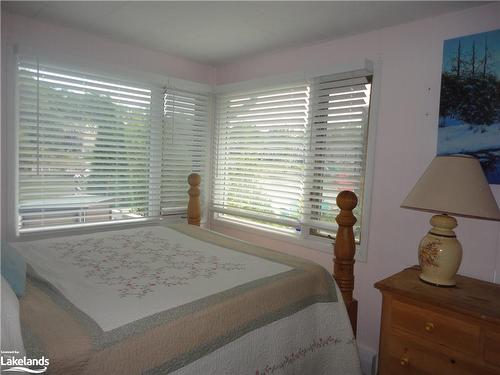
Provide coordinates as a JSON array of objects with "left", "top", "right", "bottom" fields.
[{"left": 437, "top": 29, "right": 500, "bottom": 184}]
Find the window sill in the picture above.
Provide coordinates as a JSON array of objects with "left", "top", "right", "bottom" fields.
[
  {"left": 209, "top": 215, "right": 366, "bottom": 263},
  {"left": 13, "top": 215, "right": 186, "bottom": 241}
]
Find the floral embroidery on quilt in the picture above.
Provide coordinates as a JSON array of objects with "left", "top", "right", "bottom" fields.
[
  {"left": 49, "top": 230, "right": 246, "bottom": 298},
  {"left": 255, "top": 335, "right": 347, "bottom": 375}
]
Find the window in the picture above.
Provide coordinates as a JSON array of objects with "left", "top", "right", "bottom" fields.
[
  {"left": 213, "top": 72, "right": 372, "bottom": 242},
  {"left": 15, "top": 57, "right": 209, "bottom": 233},
  {"left": 213, "top": 84, "right": 310, "bottom": 230},
  {"left": 14, "top": 54, "right": 369, "bottom": 240},
  {"left": 304, "top": 74, "right": 372, "bottom": 241},
  {"left": 161, "top": 89, "right": 210, "bottom": 215}
]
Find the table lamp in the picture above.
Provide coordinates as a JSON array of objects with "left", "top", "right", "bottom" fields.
[{"left": 401, "top": 155, "right": 500, "bottom": 286}]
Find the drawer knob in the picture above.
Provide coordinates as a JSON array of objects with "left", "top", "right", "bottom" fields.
[
  {"left": 425, "top": 322, "right": 435, "bottom": 332},
  {"left": 400, "top": 357, "right": 409, "bottom": 367}
]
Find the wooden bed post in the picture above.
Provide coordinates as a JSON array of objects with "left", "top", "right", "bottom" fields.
[
  {"left": 334, "top": 191, "right": 358, "bottom": 336},
  {"left": 187, "top": 173, "right": 201, "bottom": 226}
]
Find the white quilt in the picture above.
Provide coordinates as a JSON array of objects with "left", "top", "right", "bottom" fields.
[
  {"left": 13, "top": 225, "right": 362, "bottom": 375},
  {"left": 172, "top": 299, "right": 361, "bottom": 375},
  {"left": 14, "top": 226, "right": 291, "bottom": 331}
]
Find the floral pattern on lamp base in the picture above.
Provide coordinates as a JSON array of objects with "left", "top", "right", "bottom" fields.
[{"left": 417, "top": 214, "right": 463, "bottom": 287}]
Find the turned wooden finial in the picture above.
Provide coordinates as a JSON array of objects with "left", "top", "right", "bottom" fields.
[
  {"left": 187, "top": 173, "right": 201, "bottom": 226},
  {"left": 334, "top": 190, "right": 358, "bottom": 334}
]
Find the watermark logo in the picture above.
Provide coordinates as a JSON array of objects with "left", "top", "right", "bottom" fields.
[{"left": 1, "top": 351, "right": 49, "bottom": 373}]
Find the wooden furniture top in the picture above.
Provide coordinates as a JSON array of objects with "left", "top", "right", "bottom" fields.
[{"left": 375, "top": 266, "right": 500, "bottom": 326}]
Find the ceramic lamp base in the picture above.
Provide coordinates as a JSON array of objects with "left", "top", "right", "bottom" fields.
[
  {"left": 419, "top": 273, "right": 457, "bottom": 287},
  {"left": 418, "top": 214, "right": 462, "bottom": 287}
]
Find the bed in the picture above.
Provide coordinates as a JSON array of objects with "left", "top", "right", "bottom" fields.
[{"left": 3, "top": 174, "right": 362, "bottom": 375}]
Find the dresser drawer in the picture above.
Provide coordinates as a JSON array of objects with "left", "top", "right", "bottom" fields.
[
  {"left": 391, "top": 300, "right": 481, "bottom": 355},
  {"left": 387, "top": 333, "right": 495, "bottom": 375},
  {"left": 376, "top": 268, "right": 500, "bottom": 375}
]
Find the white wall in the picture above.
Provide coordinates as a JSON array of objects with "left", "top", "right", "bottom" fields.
[
  {"left": 214, "top": 3, "right": 500, "bottom": 354},
  {"left": 1, "top": 13, "right": 215, "bottom": 85}
]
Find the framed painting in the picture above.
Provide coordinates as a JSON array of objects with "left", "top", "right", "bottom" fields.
[{"left": 437, "top": 29, "right": 500, "bottom": 184}]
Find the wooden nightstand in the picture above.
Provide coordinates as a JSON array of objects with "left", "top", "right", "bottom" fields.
[{"left": 375, "top": 266, "right": 500, "bottom": 375}]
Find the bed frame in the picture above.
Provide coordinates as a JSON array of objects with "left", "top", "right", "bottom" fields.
[{"left": 187, "top": 173, "right": 358, "bottom": 335}]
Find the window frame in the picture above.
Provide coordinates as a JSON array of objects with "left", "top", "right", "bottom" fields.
[
  {"left": 209, "top": 65, "right": 379, "bottom": 262},
  {"left": 304, "top": 72, "right": 373, "bottom": 242},
  {"left": 3, "top": 45, "right": 213, "bottom": 240},
  {"left": 161, "top": 87, "right": 213, "bottom": 217},
  {"left": 212, "top": 82, "right": 311, "bottom": 232},
  {"left": 3, "top": 44, "right": 377, "bottom": 262},
  {"left": 16, "top": 58, "right": 159, "bottom": 233}
]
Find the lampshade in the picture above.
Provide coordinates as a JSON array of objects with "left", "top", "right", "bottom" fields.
[{"left": 401, "top": 155, "right": 500, "bottom": 220}]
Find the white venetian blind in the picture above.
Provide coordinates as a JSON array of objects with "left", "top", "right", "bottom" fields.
[
  {"left": 213, "top": 84, "right": 310, "bottom": 229},
  {"left": 304, "top": 73, "right": 372, "bottom": 240},
  {"left": 161, "top": 88, "right": 210, "bottom": 214},
  {"left": 17, "top": 58, "right": 155, "bottom": 232}
]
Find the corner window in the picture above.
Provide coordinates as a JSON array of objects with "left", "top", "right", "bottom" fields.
[
  {"left": 15, "top": 57, "right": 209, "bottom": 233},
  {"left": 161, "top": 89, "right": 210, "bottom": 215},
  {"left": 213, "top": 72, "right": 372, "bottom": 243}
]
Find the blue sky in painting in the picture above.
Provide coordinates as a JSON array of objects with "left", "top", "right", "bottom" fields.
[{"left": 442, "top": 29, "right": 500, "bottom": 77}]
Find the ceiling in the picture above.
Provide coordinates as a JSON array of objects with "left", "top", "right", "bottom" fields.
[{"left": 2, "top": 1, "right": 486, "bottom": 66}]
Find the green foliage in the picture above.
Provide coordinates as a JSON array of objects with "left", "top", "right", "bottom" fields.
[
  {"left": 440, "top": 72, "right": 499, "bottom": 126},
  {"left": 457, "top": 74, "right": 497, "bottom": 125},
  {"left": 439, "top": 73, "right": 465, "bottom": 126}
]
